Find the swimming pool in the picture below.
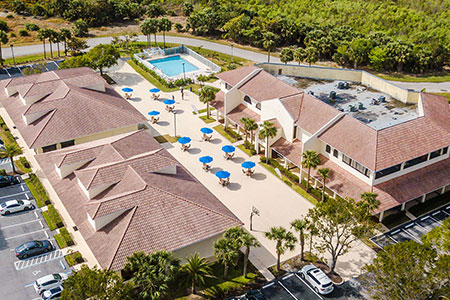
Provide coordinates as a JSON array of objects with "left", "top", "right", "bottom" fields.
[{"left": 148, "top": 55, "right": 199, "bottom": 77}]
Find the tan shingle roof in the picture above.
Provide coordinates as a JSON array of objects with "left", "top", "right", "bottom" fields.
[
  {"left": 215, "top": 66, "right": 259, "bottom": 86},
  {"left": 211, "top": 90, "right": 224, "bottom": 113},
  {"left": 0, "top": 68, "right": 146, "bottom": 148},
  {"left": 227, "top": 104, "right": 260, "bottom": 127},
  {"left": 35, "top": 130, "right": 242, "bottom": 270}
]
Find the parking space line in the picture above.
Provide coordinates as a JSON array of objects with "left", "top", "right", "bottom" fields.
[
  {"left": 26, "top": 193, "right": 30, "bottom": 200},
  {"left": 0, "top": 191, "right": 30, "bottom": 200},
  {"left": 262, "top": 282, "right": 275, "bottom": 289},
  {"left": 294, "top": 274, "right": 323, "bottom": 299},
  {"left": 14, "top": 250, "right": 63, "bottom": 271},
  {"left": 39, "top": 220, "right": 43, "bottom": 228},
  {"left": 4, "top": 229, "right": 46, "bottom": 240},
  {"left": 0, "top": 219, "right": 40, "bottom": 230},
  {"left": 34, "top": 211, "right": 38, "bottom": 219},
  {"left": 279, "top": 281, "right": 299, "bottom": 300},
  {"left": 21, "top": 185, "right": 25, "bottom": 191}
]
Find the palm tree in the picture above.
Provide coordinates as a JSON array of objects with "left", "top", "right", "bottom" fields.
[
  {"left": 0, "top": 144, "right": 22, "bottom": 174},
  {"left": 199, "top": 86, "right": 216, "bottom": 119},
  {"left": 140, "top": 19, "right": 154, "bottom": 48},
  {"left": 158, "top": 17, "right": 172, "bottom": 49},
  {"left": 240, "top": 117, "right": 251, "bottom": 147},
  {"left": 59, "top": 28, "right": 71, "bottom": 56},
  {"left": 50, "top": 30, "right": 61, "bottom": 57},
  {"left": 301, "top": 150, "right": 321, "bottom": 192},
  {"left": 247, "top": 119, "right": 259, "bottom": 150},
  {"left": 262, "top": 32, "right": 277, "bottom": 63},
  {"left": 265, "top": 226, "right": 297, "bottom": 272},
  {"left": 317, "top": 168, "right": 330, "bottom": 202},
  {"left": 0, "top": 30, "right": 8, "bottom": 67},
  {"left": 290, "top": 218, "right": 309, "bottom": 261},
  {"left": 37, "top": 29, "right": 49, "bottom": 59},
  {"left": 214, "top": 238, "right": 239, "bottom": 278},
  {"left": 47, "top": 29, "right": 57, "bottom": 58},
  {"left": 224, "top": 226, "right": 261, "bottom": 278},
  {"left": 147, "top": 18, "right": 159, "bottom": 47},
  {"left": 307, "top": 221, "right": 318, "bottom": 259},
  {"left": 360, "top": 192, "right": 380, "bottom": 212},
  {"left": 181, "top": 253, "right": 213, "bottom": 294},
  {"left": 259, "top": 121, "right": 277, "bottom": 163}
]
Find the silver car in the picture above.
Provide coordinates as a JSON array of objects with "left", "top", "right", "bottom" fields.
[
  {"left": 41, "top": 285, "right": 64, "bottom": 300},
  {"left": 34, "top": 273, "right": 68, "bottom": 295},
  {"left": 299, "top": 264, "right": 334, "bottom": 295},
  {"left": 0, "top": 199, "right": 34, "bottom": 215}
]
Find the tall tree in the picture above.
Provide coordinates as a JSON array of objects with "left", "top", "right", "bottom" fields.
[
  {"left": 301, "top": 150, "right": 321, "bottom": 192},
  {"left": 181, "top": 253, "right": 213, "bottom": 294},
  {"left": 304, "top": 46, "right": 319, "bottom": 66},
  {"left": 87, "top": 44, "right": 120, "bottom": 75},
  {"left": 199, "top": 86, "right": 216, "bottom": 119},
  {"left": 290, "top": 218, "right": 309, "bottom": 261},
  {"left": 214, "top": 238, "right": 239, "bottom": 278},
  {"left": 246, "top": 118, "right": 259, "bottom": 150},
  {"left": 240, "top": 117, "right": 251, "bottom": 147},
  {"left": 158, "top": 17, "right": 172, "bottom": 49},
  {"left": 0, "top": 30, "right": 8, "bottom": 66},
  {"left": 59, "top": 28, "right": 71, "bottom": 56},
  {"left": 262, "top": 32, "right": 277, "bottom": 63},
  {"left": 66, "top": 37, "right": 88, "bottom": 54},
  {"left": 0, "top": 144, "right": 22, "bottom": 174},
  {"left": 144, "top": 18, "right": 159, "bottom": 47},
  {"left": 265, "top": 226, "right": 297, "bottom": 272},
  {"left": 46, "top": 29, "right": 57, "bottom": 58},
  {"left": 280, "top": 47, "right": 294, "bottom": 64},
  {"left": 259, "top": 121, "right": 277, "bottom": 163},
  {"left": 49, "top": 29, "right": 60, "bottom": 57},
  {"left": 224, "top": 226, "right": 261, "bottom": 278},
  {"left": 37, "top": 29, "right": 49, "bottom": 59},
  {"left": 307, "top": 195, "right": 379, "bottom": 274},
  {"left": 60, "top": 265, "right": 133, "bottom": 300},
  {"left": 140, "top": 19, "right": 154, "bottom": 48},
  {"left": 317, "top": 167, "right": 330, "bottom": 202},
  {"left": 294, "top": 47, "right": 306, "bottom": 65}
]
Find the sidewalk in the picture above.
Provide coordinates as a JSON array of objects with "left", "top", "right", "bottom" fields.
[{"left": 108, "top": 62, "right": 377, "bottom": 280}]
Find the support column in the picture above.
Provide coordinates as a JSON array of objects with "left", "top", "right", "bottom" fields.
[
  {"left": 401, "top": 202, "right": 406, "bottom": 211},
  {"left": 421, "top": 194, "right": 426, "bottom": 203},
  {"left": 283, "top": 158, "right": 288, "bottom": 168},
  {"left": 441, "top": 186, "right": 446, "bottom": 194},
  {"left": 378, "top": 211, "right": 385, "bottom": 222},
  {"left": 333, "top": 192, "right": 337, "bottom": 199}
]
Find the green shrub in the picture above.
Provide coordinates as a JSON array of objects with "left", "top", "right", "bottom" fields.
[
  {"left": 54, "top": 233, "right": 66, "bottom": 248},
  {"left": 18, "top": 29, "right": 28, "bottom": 36},
  {"left": 59, "top": 227, "right": 74, "bottom": 246},
  {"left": 260, "top": 156, "right": 299, "bottom": 182},
  {"left": 0, "top": 20, "right": 8, "bottom": 31},
  {"left": 244, "top": 140, "right": 257, "bottom": 155},
  {"left": 25, "top": 23, "right": 39, "bottom": 31},
  {"left": 73, "top": 19, "right": 89, "bottom": 37},
  {"left": 42, "top": 211, "right": 56, "bottom": 231},
  {"left": 6, "top": 14, "right": 14, "bottom": 19},
  {"left": 19, "top": 156, "right": 30, "bottom": 169},
  {"left": 9, "top": 32, "right": 16, "bottom": 38},
  {"left": 174, "top": 23, "right": 184, "bottom": 32},
  {"left": 131, "top": 56, "right": 176, "bottom": 88},
  {"left": 0, "top": 169, "right": 6, "bottom": 176},
  {"left": 65, "top": 251, "right": 84, "bottom": 266},
  {"left": 224, "top": 127, "right": 242, "bottom": 141},
  {"left": 47, "top": 205, "right": 63, "bottom": 228}
]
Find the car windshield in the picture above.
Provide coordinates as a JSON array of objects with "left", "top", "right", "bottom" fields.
[
  {"left": 0, "top": 202, "right": 6, "bottom": 208},
  {"left": 18, "top": 200, "right": 23, "bottom": 205},
  {"left": 35, "top": 241, "right": 43, "bottom": 247},
  {"left": 53, "top": 274, "right": 61, "bottom": 280},
  {"left": 323, "top": 282, "right": 333, "bottom": 288}
]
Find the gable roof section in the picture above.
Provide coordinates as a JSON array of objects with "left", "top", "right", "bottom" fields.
[
  {"left": 0, "top": 68, "right": 146, "bottom": 148},
  {"left": 215, "top": 65, "right": 259, "bottom": 86}
]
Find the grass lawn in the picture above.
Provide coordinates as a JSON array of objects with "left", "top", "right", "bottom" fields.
[
  {"left": 154, "top": 135, "right": 170, "bottom": 143},
  {"left": 164, "top": 135, "right": 181, "bottom": 143},
  {"left": 193, "top": 108, "right": 215, "bottom": 115},
  {"left": 3, "top": 53, "right": 47, "bottom": 66},
  {"left": 212, "top": 125, "right": 239, "bottom": 143},
  {"left": 259, "top": 162, "right": 318, "bottom": 206},
  {"left": 199, "top": 115, "right": 216, "bottom": 124},
  {"left": 14, "top": 159, "right": 32, "bottom": 174},
  {"left": 42, "top": 211, "right": 57, "bottom": 231},
  {"left": 376, "top": 72, "right": 450, "bottom": 83},
  {"left": 237, "top": 144, "right": 255, "bottom": 157},
  {"left": 0, "top": 128, "right": 22, "bottom": 152}
]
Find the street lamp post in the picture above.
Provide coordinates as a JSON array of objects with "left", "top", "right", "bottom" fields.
[
  {"left": 250, "top": 206, "right": 260, "bottom": 231},
  {"left": 182, "top": 62, "right": 186, "bottom": 81},
  {"left": 10, "top": 45, "right": 16, "bottom": 67},
  {"left": 173, "top": 111, "right": 177, "bottom": 137}
]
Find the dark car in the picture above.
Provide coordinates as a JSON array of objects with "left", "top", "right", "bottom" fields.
[
  {"left": 246, "top": 290, "right": 266, "bottom": 300},
  {"left": 0, "top": 175, "right": 20, "bottom": 188},
  {"left": 15, "top": 240, "right": 53, "bottom": 259}
]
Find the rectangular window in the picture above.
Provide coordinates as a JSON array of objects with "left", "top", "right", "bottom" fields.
[
  {"left": 42, "top": 144, "right": 57, "bottom": 153},
  {"left": 325, "top": 145, "right": 331, "bottom": 154},
  {"left": 404, "top": 154, "right": 428, "bottom": 168},
  {"left": 60, "top": 140, "right": 75, "bottom": 148},
  {"left": 443, "top": 147, "right": 448, "bottom": 155},
  {"left": 342, "top": 154, "right": 352, "bottom": 165},
  {"left": 293, "top": 126, "right": 297, "bottom": 139},
  {"left": 333, "top": 149, "right": 338, "bottom": 158},
  {"left": 375, "top": 164, "right": 402, "bottom": 179},
  {"left": 430, "top": 149, "right": 441, "bottom": 159},
  {"left": 351, "top": 160, "right": 371, "bottom": 177}
]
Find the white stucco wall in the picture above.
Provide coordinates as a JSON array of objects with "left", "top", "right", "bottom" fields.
[{"left": 260, "top": 99, "right": 295, "bottom": 142}]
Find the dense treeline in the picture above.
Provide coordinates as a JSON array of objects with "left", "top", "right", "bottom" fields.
[{"left": 1, "top": 0, "right": 449, "bottom": 73}]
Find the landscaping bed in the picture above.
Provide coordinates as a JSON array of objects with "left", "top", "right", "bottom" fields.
[
  {"left": 0, "top": 116, "right": 22, "bottom": 151},
  {"left": 24, "top": 173, "right": 50, "bottom": 207},
  {"left": 199, "top": 115, "right": 216, "bottom": 124},
  {"left": 54, "top": 228, "right": 74, "bottom": 248},
  {"left": 212, "top": 125, "right": 242, "bottom": 143},
  {"left": 64, "top": 251, "right": 84, "bottom": 267},
  {"left": 14, "top": 157, "right": 32, "bottom": 174}
]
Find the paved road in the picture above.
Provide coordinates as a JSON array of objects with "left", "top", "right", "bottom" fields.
[{"left": 2, "top": 35, "right": 449, "bottom": 92}]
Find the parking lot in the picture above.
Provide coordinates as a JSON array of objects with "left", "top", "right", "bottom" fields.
[
  {"left": 371, "top": 204, "right": 450, "bottom": 249},
  {"left": 0, "top": 178, "right": 69, "bottom": 300}
]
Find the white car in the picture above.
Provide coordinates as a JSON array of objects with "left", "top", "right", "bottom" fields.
[
  {"left": 41, "top": 285, "right": 64, "bottom": 300},
  {"left": 34, "top": 273, "right": 68, "bottom": 295},
  {"left": 0, "top": 199, "right": 34, "bottom": 215},
  {"left": 299, "top": 264, "right": 334, "bottom": 295}
]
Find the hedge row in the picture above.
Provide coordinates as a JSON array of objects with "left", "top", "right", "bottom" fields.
[
  {"left": 65, "top": 252, "right": 84, "bottom": 267},
  {"left": 25, "top": 173, "right": 50, "bottom": 207},
  {"left": 55, "top": 228, "right": 74, "bottom": 248},
  {"left": 243, "top": 140, "right": 257, "bottom": 156},
  {"left": 0, "top": 116, "right": 18, "bottom": 146},
  {"left": 260, "top": 156, "right": 300, "bottom": 182},
  {"left": 42, "top": 211, "right": 56, "bottom": 231},
  {"left": 224, "top": 127, "right": 242, "bottom": 141},
  {"left": 47, "top": 205, "right": 64, "bottom": 228}
]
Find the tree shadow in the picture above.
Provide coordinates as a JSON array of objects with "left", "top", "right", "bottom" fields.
[
  {"left": 227, "top": 182, "right": 241, "bottom": 191},
  {"left": 251, "top": 173, "right": 267, "bottom": 181},
  {"left": 156, "top": 121, "right": 170, "bottom": 127},
  {"left": 231, "top": 157, "right": 245, "bottom": 164},
  {"left": 188, "top": 148, "right": 201, "bottom": 154},
  {"left": 209, "top": 138, "right": 222, "bottom": 144}
]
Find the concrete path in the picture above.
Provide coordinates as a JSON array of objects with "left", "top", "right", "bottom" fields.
[
  {"left": 2, "top": 34, "right": 448, "bottom": 92},
  {"left": 108, "top": 61, "right": 376, "bottom": 280}
]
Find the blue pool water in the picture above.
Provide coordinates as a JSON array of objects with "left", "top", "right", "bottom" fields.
[{"left": 148, "top": 55, "right": 199, "bottom": 77}]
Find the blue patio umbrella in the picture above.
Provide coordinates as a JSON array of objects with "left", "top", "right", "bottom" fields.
[
  {"left": 122, "top": 87, "right": 133, "bottom": 92},
  {"left": 216, "top": 170, "right": 231, "bottom": 179},
  {"left": 148, "top": 111, "right": 160, "bottom": 116},
  {"left": 241, "top": 161, "right": 256, "bottom": 169},
  {"left": 177, "top": 137, "right": 191, "bottom": 144},
  {"left": 222, "top": 145, "right": 236, "bottom": 153},
  {"left": 164, "top": 99, "right": 175, "bottom": 105},
  {"left": 200, "top": 127, "right": 213, "bottom": 134},
  {"left": 199, "top": 156, "right": 213, "bottom": 164},
  {"left": 149, "top": 88, "right": 161, "bottom": 93}
]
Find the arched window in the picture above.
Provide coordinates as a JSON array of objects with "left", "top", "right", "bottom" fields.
[{"left": 244, "top": 95, "right": 251, "bottom": 104}]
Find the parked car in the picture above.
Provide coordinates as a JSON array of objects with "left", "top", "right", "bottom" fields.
[
  {"left": 299, "top": 264, "right": 334, "bottom": 295},
  {"left": 15, "top": 240, "right": 53, "bottom": 259},
  {"left": 41, "top": 285, "right": 63, "bottom": 300},
  {"left": 246, "top": 290, "right": 266, "bottom": 300},
  {"left": 0, "top": 175, "right": 20, "bottom": 188},
  {"left": 34, "top": 273, "right": 68, "bottom": 295},
  {"left": 0, "top": 199, "right": 34, "bottom": 215}
]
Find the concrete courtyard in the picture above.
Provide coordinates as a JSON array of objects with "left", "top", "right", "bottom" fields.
[{"left": 108, "top": 61, "right": 376, "bottom": 280}]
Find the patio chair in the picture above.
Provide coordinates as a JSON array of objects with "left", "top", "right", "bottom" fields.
[
  {"left": 151, "top": 117, "right": 159, "bottom": 124},
  {"left": 224, "top": 177, "right": 230, "bottom": 186},
  {"left": 152, "top": 94, "right": 160, "bottom": 100},
  {"left": 168, "top": 106, "right": 175, "bottom": 113},
  {"left": 204, "top": 134, "right": 212, "bottom": 142},
  {"left": 203, "top": 164, "right": 211, "bottom": 171},
  {"left": 125, "top": 93, "right": 131, "bottom": 100},
  {"left": 227, "top": 152, "right": 235, "bottom": 160}
]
